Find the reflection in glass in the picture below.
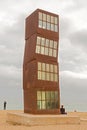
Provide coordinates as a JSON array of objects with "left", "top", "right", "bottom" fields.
[
  {"left": 39, "top": 12, "right": 42, "bottom": 20},
  {"left": 51, "top": 101, "right": 55, "bottom": 109},
  {"left": 37, "top": 91, "right": 59, "bottom": 110},
  {"left": 46, "top": 101, "right": 51, "bottom": 109},
  {"left": 37, "top": 101, "right": 42, "bottom": 109},
  {"left": 46, "top": 91, "right": 50, "bottom": 100},
  {"left": 51, "top": 91, "right": 55, "bottom": 99},
  {"left": 42, "top": 101, "right": 46, "bottom": 109}
]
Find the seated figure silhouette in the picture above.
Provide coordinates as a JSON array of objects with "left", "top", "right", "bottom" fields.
[{"left": 60, "top": 105, "right": 67, "bottom": 114}]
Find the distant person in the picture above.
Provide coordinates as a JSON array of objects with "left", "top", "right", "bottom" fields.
[
  {"left": 60, "top": 105, "right": 67, "bottom": 114},
  {"left": 4, "top": 101, "right": 7, "bottom": 110}
]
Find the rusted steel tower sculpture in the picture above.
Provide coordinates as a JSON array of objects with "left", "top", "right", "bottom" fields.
[{"left": 23, "top": 9, "right": 60, "bottom": 114}]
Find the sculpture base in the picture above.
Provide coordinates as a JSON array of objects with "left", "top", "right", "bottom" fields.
[{"left": 6, "top": 112, "right": 80, "bottom": 126}]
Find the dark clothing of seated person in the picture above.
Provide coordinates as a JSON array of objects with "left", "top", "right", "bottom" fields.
[{"left": 60, "top": 105, "right": 67, "bottom": 114}]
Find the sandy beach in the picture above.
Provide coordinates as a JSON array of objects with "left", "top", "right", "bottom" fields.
[{"left": 0, "top": 110, "right": 87, "bottom": 130}]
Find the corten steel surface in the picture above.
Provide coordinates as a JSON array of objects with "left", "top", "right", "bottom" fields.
[{"left": 23, "top": 9, "right": 60, "bottom": 114}]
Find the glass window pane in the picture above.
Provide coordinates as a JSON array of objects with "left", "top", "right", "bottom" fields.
[
  {"left": 51, "top": 16, "right": 54, "bottom": 23},
  {"left": 49, "top": 48, "right": 52, "bottom": 56},
  {"left": 55, "top": 17, "right": 58, "bottom": 24},
  {"left": 53, "top": 73, "right": 55, "bottom": 81},
  {"left": 39, "top": 20, "right": 42, "bottom": 28},
  {"left": 37, "top": 101, "right": 42, "bottom": 109},
  {"left": 51, "top": 101, "right": 56, "bottom": 109},
  {"left": 55, "top": 91, "right": 58, "bottom": 100},
  {"left": 46, "top": 72, "right": 49, "bottom": 80},
  {"left": 36, "top": 45, "right": 40, "bottom": 53},
  {"left": 46, "top": 39, "right": 49, "bottom": 47},
  {"left": 37, "top": 37, "right": 41, "bottom": 45},
  {"left": 42, "top": 63, "right": 45, "bottom": 71},
  {"left": 50, "top": 64, "right": 53, "bottom": 72},
  {"left": 54, "top": 65, "right": 57, "bottom": 73},
  {"left": 43, "top": 21, "right": 46, "bottom": 29},
  {"left": 42, "top": 101, "right": 46, "bottom": 109},
  {"left": 45, "top": 48, "right": 48, "bottom": 55},
  {"left": 46, "top": 64, "right": 49, "bottom": 71},
  {"left": 41, "top": 37, "right": 45, "bottom": 46},
  {"left": 47, "top": 22, "right": 50, "bottom": 30},
  {"left": 54, "top": 41, "right": 57, "bottom": 49},
  {"left": 47, "top": 15, "right": 50, "bottom": 22},
  {"left": 38, "top": 71, "right": 41, "bottom": 79},
  {"left": 43, "top": 13, "right": 46, "bottom": 21},
  {"left": 50, "top": 73, "right": 53, "bottom": 81},
  {"left": 51, "top": 91, "right": 55, "bottom": 99},
  {"left": 50, "top": 40, "right": 53, "bottom": 48},
  {"left": 42, "top": 91, "right": 45, "bottom": 100},
  {"left": 41, "top": 46, "right": 44, "bottom": 54},
  {"left": 37, "top": 91, "right": 41, "bottom": 100},
  {"left": 51, "top": 24, "right": 54, "bottom": 31},
  {"left": 55, "top": 25, "right": 58, "bottom": 32},
  {"left": 38, "top": 62, "right": 41, "bottom": 70},
  {"left": 54, "top": 74, "right": 58, "bottom": 81},
  {"left": 46, "top": 91, "right": 50, "bottom": 100},
  {"left": 41, "top": 72, "right": 45, "bottom": 80},
  {"left": 39, "top": 12, "right": 42, "bottom": 20},
  {"left": 46, "top": 101, "right": 51, "bottom": 109},
  {"left": 54, "top": 65, "right": 58, "bottom": 73},
  {"left": 53, "top": 50, "right": 56, "bottom": 57}
]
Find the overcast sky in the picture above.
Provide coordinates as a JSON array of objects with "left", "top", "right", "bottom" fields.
[{"left": 0, "top": 0, "right": 87, "bottom": 111}]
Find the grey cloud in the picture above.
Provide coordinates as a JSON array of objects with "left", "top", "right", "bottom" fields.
[
  {"left": 0, "top": 14, "right": 25, "bottom": 68},
  {"left": 69, "top": 29, "right": 87, "bottom": 52},
  {"left": 60, "top": 71, "right": 87, "bottom": 111},
  {"left": 60, "top": 17, "right": 75, "bottom": 39}
]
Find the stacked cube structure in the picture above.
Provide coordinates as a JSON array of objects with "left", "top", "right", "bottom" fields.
[{"left": 23, "top": 9, "right": 60, "bottom": 114}]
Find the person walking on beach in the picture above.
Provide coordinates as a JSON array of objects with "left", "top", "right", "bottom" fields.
[{"left": 4, "top": 101, "right": 7, "bottom": 110}]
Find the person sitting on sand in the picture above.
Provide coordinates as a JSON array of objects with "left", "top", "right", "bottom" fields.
[{"left": 60, "top": 105, "right": 67, "bottom": 114}]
